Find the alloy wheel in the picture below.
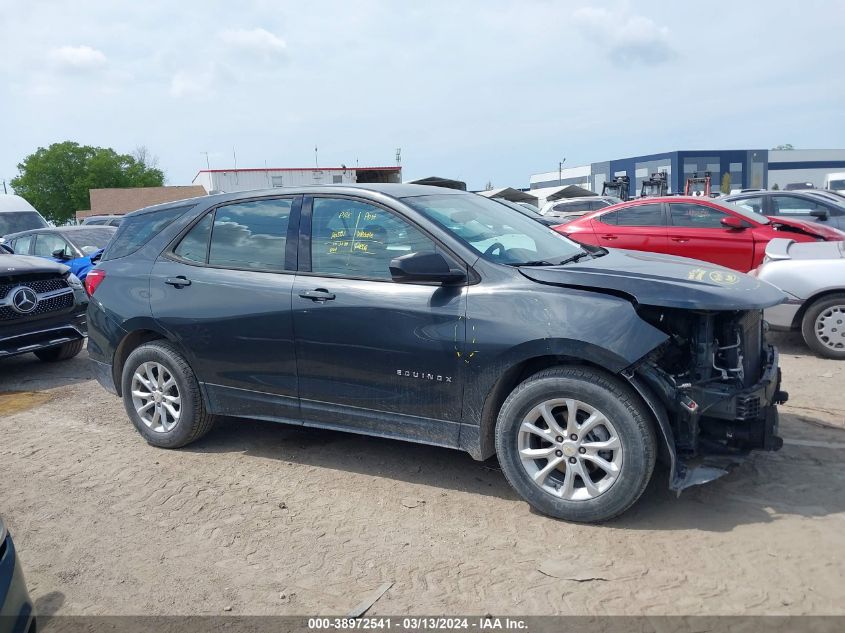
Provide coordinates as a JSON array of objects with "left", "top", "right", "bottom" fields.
[
  {"left": 517, "top": 398, "right": 623, "bottom": 501},
  {"left": 130, "top": 361, "right": 182, "bottom": 433}
]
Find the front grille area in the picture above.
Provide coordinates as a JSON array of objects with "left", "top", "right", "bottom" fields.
[
  {"left": 0, "top": 290, "right": 74, "bottom": 322},
  {"left": 736, "top": 395, "right": 762, "bottom": 420},
  {"left": 0, "top": 277, "right": 68, "bottom": 299}
]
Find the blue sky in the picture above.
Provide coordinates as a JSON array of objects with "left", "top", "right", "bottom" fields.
[{"left": 1, "top": 0, "right": 844, "bottom": 192}]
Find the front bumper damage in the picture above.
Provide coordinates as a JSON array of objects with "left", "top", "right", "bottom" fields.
[{"left": 627, "top": 314, "right": 787, "bottom": 492}]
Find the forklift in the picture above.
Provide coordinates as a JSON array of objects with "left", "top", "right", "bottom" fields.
[
  {"left": 640, "top": 171, "right": 669, "bottom": 197},
  {"left": 684, "top": 171, "right": 712, "bottom": 197},
  {"left": 601, "top": 175, "right": 630, "bottom": 201}
]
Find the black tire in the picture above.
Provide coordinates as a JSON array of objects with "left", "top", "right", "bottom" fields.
[
  {"left": 120, "top": 340, "right": 215, "bottom": 448},
  {"left": 495, "top": 366, "right": 656, "bottom": 523},
  {"left": 34, "top": 339, "right": 84, "bottom": 362},
  {"left": 801, "top": 294, "right": 845, "bottom": 360}
]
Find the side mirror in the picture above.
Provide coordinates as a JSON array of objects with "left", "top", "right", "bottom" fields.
[
  {"left": 810, "top": 209, "right": 829, "bottom": 220},
  {"left": 389, "top": 251, "right": 466, "bottom": 285},
  {"left": 52, "top": 248, "right": 70, "bottom": 260},
  {"left": 721, "top": 216, "right": 746, "bottom": 230}
]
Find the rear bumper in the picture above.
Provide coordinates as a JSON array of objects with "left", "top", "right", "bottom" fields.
[
  {"left": 91, "top": 358, "right": 118, "bottom": 395},
  {"left": 0, "top": 310, "right": 87, "bottom": 359},
  {"left": 0, "top": 534, "right": 35, "bottom": 633},
  {"left": 764, "top": 300, "right": 803, "bottom": 331}
]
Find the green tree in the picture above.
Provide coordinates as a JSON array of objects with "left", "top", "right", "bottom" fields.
[
  {"left": 720, "top": 172, "right": 732, "bottom": 195},
  {"left": 10, "top": 141, "right": 165, "bottom": 224},
  {"left": 772, "top": 183, "right": 780, "bottom": 190}
]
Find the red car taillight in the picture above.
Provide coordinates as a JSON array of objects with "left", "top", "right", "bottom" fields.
[{"left": 84, "top": 269, "right": 106, "bottom": 295}]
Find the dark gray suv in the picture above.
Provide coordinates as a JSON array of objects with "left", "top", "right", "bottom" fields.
[{"left": 86, "top": 184, "right": 787, "bottom": 522}]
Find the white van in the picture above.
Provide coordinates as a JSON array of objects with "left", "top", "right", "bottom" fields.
[
  {"left": 0, "top": 194, "right": 49, "bottom": 239},
  {"left": 823, "top": 172, "right": 845, "bottom": 195}
]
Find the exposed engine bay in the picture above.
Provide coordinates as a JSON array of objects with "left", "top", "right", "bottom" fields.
[{"left": 631, "top": 307, "right": 788, "bottom": 489}]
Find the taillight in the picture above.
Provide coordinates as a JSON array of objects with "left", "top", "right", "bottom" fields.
[{"left": 84, "top": 269, "right": 106, "bottom": 295}]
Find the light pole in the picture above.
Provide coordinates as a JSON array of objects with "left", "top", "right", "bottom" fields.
[{"left": 559, "top": 158, "right": 566, "bottom": 186}]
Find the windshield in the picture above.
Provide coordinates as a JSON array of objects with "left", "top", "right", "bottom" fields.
[
  {"left": 403, "top": 193, "right": 584, "bottom": 264},
  {"left": 719, "top": 200, "right": 771, "bottom": 224},
  {"left": 0, "top": 211, "right": 48, "bottom": 236},
  {"left": 828, "top": 179, "right": 845, "bottom": 190},
  {"left": 66, "top": 228, "right": 116, "bottom": 252}
]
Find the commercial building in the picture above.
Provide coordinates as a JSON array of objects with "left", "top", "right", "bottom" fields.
[
  {"left": 529, "top": 149, "right": 845, "bottom": 200},
  {"left": 192, "top": 166, "right": 402, "bottom": 193},
  {"left": 76, "top": 185, "right": 207, "bottom": 221}
]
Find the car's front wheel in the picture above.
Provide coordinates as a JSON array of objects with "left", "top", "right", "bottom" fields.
[
  {"left": 34, "top": 339, "right": 84, "bottom": 362},
  {"left": 121, "top": 341, "right": 215, "bottom": 448},
  {"left": 495, "top": 367, "right": 656, "bottom": 523},
  {"left": 801, "top": 294, "right": 845, "bottom": 360}
]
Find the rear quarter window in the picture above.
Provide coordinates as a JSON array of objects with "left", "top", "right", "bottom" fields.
[{"left": 102, "top": 206, "right": 191, "bottom": 261}]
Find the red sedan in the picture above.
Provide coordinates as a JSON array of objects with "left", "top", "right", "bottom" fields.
[{"left": 557, "top": 196, "right": 843, "bottom": 271}]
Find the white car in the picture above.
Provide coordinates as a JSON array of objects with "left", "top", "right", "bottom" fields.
[{"left": 752, "top": 238, "right": 845, "bottom": 359}]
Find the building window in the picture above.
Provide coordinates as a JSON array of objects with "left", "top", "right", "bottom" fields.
[
  {"left": 271, "top": 176, "right": 284, "bottom": 188},
  {"left": 333, "top": 175, "right": 343, "bottom": 184}
]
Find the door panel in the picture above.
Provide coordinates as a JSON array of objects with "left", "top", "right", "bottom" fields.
[
  {"left": 292, "top": 196, "right": 467, "bottom": 444},
  {"left": 149, "top": 196, "right": 300, "bottom": 419},
  {"left": 591, "top": 203, "right": 669, "bottom": 252},
  {"left": 665, "top": 202, "right": 754, "bottom": 271}
]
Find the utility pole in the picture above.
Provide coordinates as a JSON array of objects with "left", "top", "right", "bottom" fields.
[
  {"left": 315, "top": 145, "right": 318, "bottom": 168},
  {"left": 559, "top": 158, "right": 566, "bottom": 186},
  {"left": 1, "top": 180, "right": 6, "bottom": 194},
  {"left": 201, "top": 152, "right": 211, "bottom": 170}
]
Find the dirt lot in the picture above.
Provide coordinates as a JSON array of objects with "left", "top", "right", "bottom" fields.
[{"left": 2, "top": 332, "right": 844, "bottom": 616}]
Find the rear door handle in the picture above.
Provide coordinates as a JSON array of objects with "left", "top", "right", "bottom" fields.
[
  {"left": 299, "top": 288, "right": 336, "bottom": 302},
  {"left": 165, "top": 276, "right": 191, "bottom": 288}
]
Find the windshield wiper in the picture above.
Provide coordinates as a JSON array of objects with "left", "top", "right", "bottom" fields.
[
  {"left": 556, "top": 250, "right": 593, "bottom": 266},
  {"left": 507, "top": 260, "right": 557, "bottom": 267}
]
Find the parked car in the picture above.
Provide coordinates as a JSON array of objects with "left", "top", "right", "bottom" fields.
[
  {"left": 560, "top": 196, "right": 842, "bottom": 272},
  {"left": 723, "top": 190, "right": 845, "bottom": 232},
  {"left": 751, "top": 238, "right": 845, "bottom": 359},
  {"left": 491, "top": 198, "right": 562, "bottom": 227},
  {"left": 4, "top": 226, "right": 116, "bottom": 281},
  {"left": 87, "top": 184, "right": 788, "bottom": 523},
  {"left": 539, "top": 196, "right": 620, "bottom": 224},
  {"left": 81, "top": 215, "right": 124, "bottom": 227},
  {"left": 0, "top": 516, "right": 35, "bottom": 633},
  {"left": 784, "top": 182, "right": 815, "bottom": 190},
  {"left": 0, "top": 252, "right": 88, "bottom": 362},
  {"left": 0, "top": 194, "right": 48, "bottom": 240},
  {"left": 824, "top": 172, "right": 845, "bottom": 196}
]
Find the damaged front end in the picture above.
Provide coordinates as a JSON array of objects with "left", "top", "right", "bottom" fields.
[{"left": 628, "top": 307, "right": 788, "bottom": 491}]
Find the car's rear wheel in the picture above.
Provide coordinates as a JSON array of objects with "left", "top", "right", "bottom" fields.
[
  {"left": 121, "top": 341, "right": 215, "bottom": 448},
  {"left": 495, "top": 366, "right": 656, "bottom": 523},
  {"left": 801, "top": 294, "right": 845, "bottom": 360},
  {"left": 34, "top": 339, "right": 84, "bottom": 362}
]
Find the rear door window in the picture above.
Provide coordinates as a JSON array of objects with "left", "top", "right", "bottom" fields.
[
  {"left": 601, "top": 203, "right": 664, "bottom": 226},
  {"left": 10, "top": 234, "right": 34, "bottom": 254},
  {"left": 207, "top": 199, "right": 292, "bottom": 271}
]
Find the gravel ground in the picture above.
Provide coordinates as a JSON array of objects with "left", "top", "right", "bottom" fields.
[{"left": 1, "top": 332, "right": 844, "bottom": 616}]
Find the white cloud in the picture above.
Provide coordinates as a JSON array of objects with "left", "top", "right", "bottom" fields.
[
  {"left": 169, "top": 67, "right": 218, "bottom": 98},
  {"left": 220, "top": 27, "right": 286, "bottom": 57},
  {"left": 573, "top": 7, "right": 676, "bottom": 67},
  {"left": 48, "top": 45, "right": 107, "bottom": 70}
]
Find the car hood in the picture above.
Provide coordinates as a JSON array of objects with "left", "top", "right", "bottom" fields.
[
  {"left": 767, "top": 216, "right": 842, "bottom": 240},
  {"left": 520, "top": 248, "right": 786, "bottom": 310},
  {"left": 0, "top": 254, "right": 70, "bottom": 276}
]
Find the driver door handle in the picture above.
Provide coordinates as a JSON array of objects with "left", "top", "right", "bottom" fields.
[
  {"left": 299, "top": 288, "right": 336, "bottom": 302},
  {"left": 600, "top": 234, "right": 618, "bottom": 240},
  {"left": 165, "top": 276, "right": 192, "bottom": 288},
  {"left": 670, "top": 237, "right": 690, "bottom": 243}
]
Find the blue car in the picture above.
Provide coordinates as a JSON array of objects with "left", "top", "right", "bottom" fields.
[
  {"left": 0, "top": 516, "right": 35, "bottom": 633},
  {"left": 3, "top": 226, "right": 115, "bottom": 281}
]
